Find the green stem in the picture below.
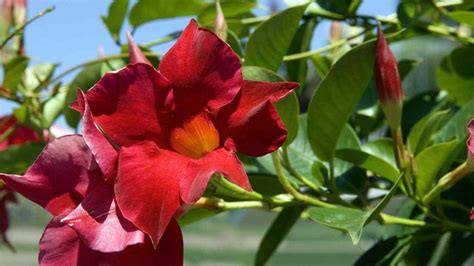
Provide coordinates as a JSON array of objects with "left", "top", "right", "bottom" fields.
[
  {"left": 281, "top": 147, "right": 321, "bottom": 192},
  {"left": 211, "top": 174, "right": 264, "bottom": 201},
  {"left": 271, "top": 151, "right": 333, "bottom": 208},
  {"left": 0, "top": 124, "right": 17, "bottom": 143},
  {"left": 143, "top": 31, "right": 181, "bottom": 48},
  {"left": 0, "top": 6, "right": 55, "bottom": 49},
  {"left": 391, "top": 126, "right": 415, "bottom": 196},
  {"left": 380, "top": 213, "right": 431, "bottom": 228}
]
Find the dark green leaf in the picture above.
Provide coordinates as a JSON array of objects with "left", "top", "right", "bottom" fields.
[
  {"left": 415, "top": 139, "right": 459, "bottom": 197},
  {"left": 448, "top": 11, "right": 474, "bottom": 27},
  {"left": 255, "top": 206, "right": 305, "bottom": 266},
  {"left": 398, "top": 58, "right": 422, "bottom": 81},
  {"left": 42, "top": 88, "right": 68, "bottom": 128},
  {"left": 242, "top": 66, "right": 299, "bottom": 146},
  {"left": 0, "top": 143, "right": 45, "bottom": 174},
  {"left": 311, "top": 54, "right": 332, "bottom": 78},
  {"left": 435, "top": 98, "right": 474, "bottom": 142},
  {"left": 226, "top": 30, "right": 243, "bottom": 57},
  {"left": 102, "top": 0, "right": 129, "bottom": 43},
  {"left": 307, "top": 40, "right": 376, "bottom": 162},
  {"left": 436, "top": 46, "right": 474, "bottom": 105},
  {"left": 315, "top": 0, "right": 362, "bottom": 15},
  {"left": 2, "top": 56, "right": 29, "bottom": 93},
  {"left": 244, "top": 2, "right": 309, "bottom": 71},
  {"left": 355, "top": 235, "right": 411, "bottom": 266},
  {"left": 285, "top": 18, "right": 317, "bottom": 84},
  {"left": 248, "top": 174, "right": 285, "bottom": 196},
  {"left": 129, "top": 0, "right": 206, "bottom": 28}
]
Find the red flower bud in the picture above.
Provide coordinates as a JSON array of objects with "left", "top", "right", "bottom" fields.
[{"left": 374, "top": 25, "right": 403, "bottom": 128}]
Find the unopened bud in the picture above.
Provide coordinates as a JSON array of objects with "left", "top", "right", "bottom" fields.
[
  {"left": 374, "top": 24, "right": 403, "bottom": 129},
  {"left": 214, "top": 1, "right": 227, "bottom": 41},
  {"left": 466, "top": 119, "right": 474, "bottom": 169}
]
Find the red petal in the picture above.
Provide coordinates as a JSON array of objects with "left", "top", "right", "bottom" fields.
[
  {"left": 180, "top": 147, "right": 251, "bottom": 204},
  {"left": 39, "top": 216, "right": 101, "bottom": 266},
  {"left": 467, "top": 119, "right": 474, "bottom": 160},
  {"left": 77, "top": 90, "right": 118, "bottom": 180},
  {"left": 218, "top": 80, "right": 298, "bottom": 156},
  {"left": 126, "top": 32, "right": 152, "bottom": 66},
  {"left": 62, "top": 180, "right": 145, "bottom": 253},
  {"left": 82, "top": 64, "right": 173, "bottom": 147},
  {"left": 0, "top": 187, "right": 15, "bottom": 250},
  {"left": 159, "top": 19, "right": 242, "bottom": 113},
  {"left": 102, "top": 220, "right": 183, "bottom": 266},
  {"left": 116, "top": 142, "right": 186, "bottom": 247},
  {"left": 0, "top": 135, "right": 98, "bottom": 216},
  {"left": 0, "top": 116, "right": 41, "bottom": 150}
]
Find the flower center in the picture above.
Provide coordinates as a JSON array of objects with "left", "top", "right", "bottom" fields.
[{"left": 170, "top": 113, "right": 220, "bottom": 159}]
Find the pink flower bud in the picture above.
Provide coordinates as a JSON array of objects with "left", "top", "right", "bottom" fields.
[{"left": 374, "top": 25, "right": 403, "bottom": 128}]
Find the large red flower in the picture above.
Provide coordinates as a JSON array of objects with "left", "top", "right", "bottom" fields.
[
  {"left": 0, "top": 135, "right": 183, "bottom": 265},
  {"left": 72, "top": 19, "right": 299, "bottom": 247}
]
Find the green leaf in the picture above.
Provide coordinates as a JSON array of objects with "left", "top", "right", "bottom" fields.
[
  {"left": 255, "top": 206, "right": 305, "bottom": 266},
  {"left": 2, "top": 56, "right": 29, "bottom": 93},
  {"left": 310, "top": 175, "right": 402, "bottom": 245},
  {"left": 178, "top": 208, "right": 218, "bottom": 227},
  {"left": 197, "top": 1, "right": 256, "bottom": 26},
  {"left": 248, "top": 174, "right": 285, "bottom": 196},
  {"left": 244, "top": 2, "right": 309, "bottom": 72},
  {"left": 308, "top": 207, "right": 370, "bottom": 244},
  {"left": 407, "top": 110, "right": 452, "bottom": 155},
  {"left": 0, "top": 143, "right": 45, "bottom": 174},
  {"left": 362, "top": 138, "right": 396, "bottom": 168},
  {"left": 307, "top": 40, "right": 376, "bottom": 162},
  {"left": 436, "top": 46, "right": 474, "bottom": 105},
  {"left": 334, "top": 124, "right": 361, "bottom": 176},
  {"left": 335, "top": 149, "right": 400, "bottom": 183},
  {"left": 315, "top": 0, "right": 361, "bottom": 15},
  {"left": 448, "top": 11, "right": 474, "bottom": 27},
  {"left": 242, "top": 66, "right": 299, "bottom": 146},
  {"left": 415, "top": 139, "right": 459, "bottom": 197},
  {"left": 398, "top": 58, "right": 422, "bottom": 81},
  {"left": 435, "top": 98, "right": 474, "bottom": 142},
  {"left": 42, "top": 88, "right": 68, "bottom": 128},
  {"left": 64, "top": 64, "right": 103, "bottom": 128},
  {"left": 226, "top": 30, "right": 243, "bottom": 57},
  {"left": 129, "top": 0, "right": 206, "bottom": 28},
  {"left": 311, "top": 54, "right": 332, "bottom": 78},
  {"left": 22, "top": 63, "right": 57, "bottom": 92},
  {"left": 102, "top": 0, "right": 129, "bottom": 43},
  {"left": 285, "top": 18, "right": 317, "bottom": 84}
]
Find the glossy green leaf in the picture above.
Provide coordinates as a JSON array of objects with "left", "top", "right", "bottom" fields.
[
  {"left": 226, "top": 30, "right": 243, "bottom": 57},
  {"left": 362, "top": 139, "right": 396, "bottom": 168},
  {"left": 244, "top": 2, "right": 309, "bottom": 72},
  {"left": 248, "top": 174, "right": 285, "bottom": 196},
  {"left": 436, "top": 46, "right": 474, "bottom": 105},
  {"left": 307, "top": 40, "right": 376, "bottom": 162},
  {"left": 334, "top": 124, "right": 361, "bottom": 176},
  {"left": 335, "top": 149, "right": 400, "bottom": 183},
  {"left": 255, "top": 206, "right": 305, "bottom": 266},
  {"left": 129, "top": 0, "right": 206, "bottom": 28},
  {"left": 311, "top": 54, "right": 332, "bottom": 78},
  {"left": 398, "top": 58, "right": 422, "bottom": 81},
  {"left": 2, "top": 56, "right": 29, "bottom": 93},
  {"left": 42, "top": 88, "right": 68, "bottom": 128},
  {"left": 197, "top": 1, "right": 256, "bottom": 26},
  {"left": 407, "top": 110, "right": 451, "bottom": 155},
  {"left": 242, "top": 66, "right": 299, "bottom": 146},
  {"left": 285, "top": 18, "right": 317, "bottom": 84},
  {"left": 308, "top": 207, "right": 370, "bottom": 244},
  {"left": 435, "top": 98, "right": 474, "bottom": 142},
  {"left": 415, "top": 139, "right": 459, "bottom": 197},
  {"left": 0, "top": 143, "right": 45, "bottom": 174},
  {"left": 102, "top": 0, "right": 129, "bottom": 43}
]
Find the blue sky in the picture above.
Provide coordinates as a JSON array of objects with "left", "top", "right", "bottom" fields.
[{"left": 1, "top": 0, "right": 397, "bottom": 127}]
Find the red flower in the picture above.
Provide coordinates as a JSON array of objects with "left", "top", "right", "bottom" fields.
[
  {"left": 374, "top": 25, "right": 403, "bottom": 128},
  {"left": 0, "top": 183, "right": 16, "bottom": 250},
  {"left": 72, "top": 19, "right": 298, "bottom": 247},
  {"left": 0, "top": 135, "right": 183, "bottom": 265}
]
